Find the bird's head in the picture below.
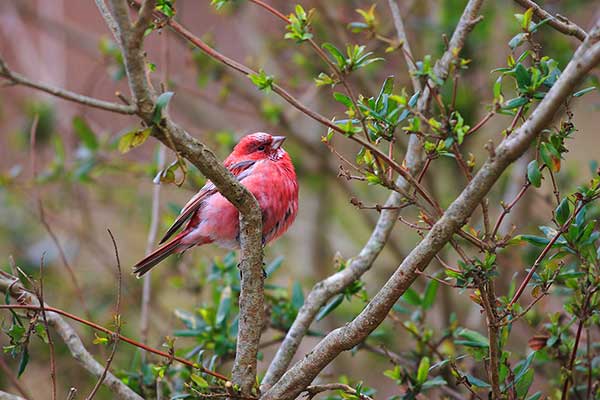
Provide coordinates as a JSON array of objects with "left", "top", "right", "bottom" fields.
[{"left": 231, "top": 132, "right": 287, "bottom": 161}]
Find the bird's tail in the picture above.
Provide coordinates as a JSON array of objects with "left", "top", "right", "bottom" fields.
[{"left": 133, "top": 233, "right": 187, "bottom": 278}]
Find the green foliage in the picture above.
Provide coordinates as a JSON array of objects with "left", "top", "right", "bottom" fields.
[
  {"left": 248, "top": 69, "right": 274, "bottom": 92},
  {"left": 284, "top": 5, "right": 314, "bottom": 43}
]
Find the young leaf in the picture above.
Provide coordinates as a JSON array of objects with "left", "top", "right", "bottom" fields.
[
  {"left": 322, "top": 43, "right": 346, "bottom": 68},
  {"left": 216, "top": 286, "right": 232, "bottom": 326},
  {"left": 572, "top": 86, "right": 596, "bottom": 97},
  {"left": 118, "top": 128, "right": 152, "bottom": 154},
  {"left": 333, "top": 92, "right": 354, "bottom": 108},
  {"left": 527, "top": 159, "right": 542, "bottom": 187},
  {"left": 316, "top": 293, "right": 344, "bottom": 321},
  {"left": 152, "top": 91, "right": 175, "bottom": 124},
  {"left": 249, "top": 69, "right": 274, "bottom": 93},
  {"left": 417, "top": 356, "right": 430, "bottom": 384},
  {"left": 466, "top": 374, "right": 491, "bottom": 388},
  {"left": 401, "top": 287, "right": 421, "bottom": 306},
  {"left": 421, "top": 279, "right": 439, "bottom": 310},
  {"left": 291, "top": 281, "right": 304, "bottom": 310},
  {"left": 555, "top": 197, "right": 570, "bottom": 226},
  {"left": 72, "top": 116, "right": 99, "bottom": 150},
  {"left": 18, "top": 347, "right": 29, "bottom": 377}
]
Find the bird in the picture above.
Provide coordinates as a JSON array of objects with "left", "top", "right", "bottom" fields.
[{"left": 133, "top": 132, "right": 298, "bottom": 278}]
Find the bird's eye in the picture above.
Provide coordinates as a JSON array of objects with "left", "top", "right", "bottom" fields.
[{"left": 257, "top": 145, "right": 266, "bottom": 151}]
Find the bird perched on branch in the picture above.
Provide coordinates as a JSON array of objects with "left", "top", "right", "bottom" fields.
[{"left": 133, "top": 132, "right": 298, "bottom": 277}]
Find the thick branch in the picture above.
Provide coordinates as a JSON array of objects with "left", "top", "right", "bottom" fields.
[
  {"left": 0, "top": 271, "right": 142, "bottom": 400},
  {"left": 513, "top": 0, "right": 587, "bottom": 41},
  {"left": 261, "top": 0, "right": 484, "bottom": 389},
  {"left": 262, "top": 20, "right": 600, "bottom": 400},
  {"left": 0, "top": 56, "right": 136, "bottom": 114},
  {"left": 104, "top": 1, "right": 264, "bottom": 393}
]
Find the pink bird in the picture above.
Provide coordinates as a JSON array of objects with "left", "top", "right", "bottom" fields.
[{"left": 133, "top": 132, "right": 299, "bottom": 277}]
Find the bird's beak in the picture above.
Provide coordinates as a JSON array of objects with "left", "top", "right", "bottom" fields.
[{"left": 271, "top": 136, "right": 286, "bottom": 150}]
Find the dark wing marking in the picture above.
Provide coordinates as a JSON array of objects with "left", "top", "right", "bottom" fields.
[{"left": 159, "top": 159, "right": 257, "bottom": 244}]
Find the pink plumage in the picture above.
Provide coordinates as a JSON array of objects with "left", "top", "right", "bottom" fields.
[{"left": 133, "top": 132, "right": 298, "bottom": 277}]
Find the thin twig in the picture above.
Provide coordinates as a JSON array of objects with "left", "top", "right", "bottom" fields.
[
  {"left": 0, "top": 303, "right": 230, "bottom": 382},
  {"left": 510, "top": 200, "right": 585, "bottom": 306},
  {"left": 0, "top": 56, "right": 136, "bottom": 114},
  {"left": 36, "top": 254, "right": 57, "bottom": 400},
  {"left": 85, "top": 230, "right": 122, "bottom": 400},
  {"left": 304, "top": 383, "right": 374, "bottom": 400},
  {"left": 512, "top": 0, "right": 587, "bottom": 41},
  {"left": 0, "top": 358, "right": 34, "bottom": 400}
]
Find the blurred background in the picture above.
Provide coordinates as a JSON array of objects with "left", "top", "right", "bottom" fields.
[{"left": 0, "top": 0, "right": 598, "bottom": 398}]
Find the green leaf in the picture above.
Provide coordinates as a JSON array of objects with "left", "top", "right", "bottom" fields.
[
  {"left": 152, "top": 91, "right": 175, "bottom": 124},
  {"left": 190, "top": 373, "right": 209, "bottom": 388},
  {"left": 515, "top": 63, "right": 531, "bottom": 90},
  {"left": 456, "top": 328, "right": 489, "bottom": 348},
  {"left": 466, "top": 374, "right": 490, "bottom": 388},
  {"left": 401, "top": 287, "right": 421, "bottom": 306},
  {"left": 265, "top": 256, "right": 284, "bottom": 277},
  {"left": 72, "top": 116, "right": 99, "bottom": 150},
  {"left": 422, "top": 376, "right": 448, "bottom": 390},
  {"left": 322, "top": 43, "right": 346, "bottom": 68},
  {"left": 555, "top": 198, "right": 570, "bottom": 226},
  {"left": 421, "top": 279, "right": 439, "bottom": 310},
  {"left": 291, "top": 281, "right": 304, "bottom": 310},
  {"left": 527, "top": 159, "right": 542, "bottom": 187},
  {"left": 408, "top": 90, "right": 420, "bottom": 107},
  {"left": 316, "top": 293, "right": 344, "bottom": 321},
  {"left": 18, "top": 347, "right": 29, "bottom": 377},
  {"left": 573, "top": 86, "right": 596, "bottom": 97},
  {"left": 216, "top": 286, "right": 232, "bottom": 326},
  {"left": 118, "top": 128, "right": 151, "bottom": 154},
  {"left": 249, "top": 69, "right": 274, "bottom": 93},
  {"left": 417, "top": 356, "right": 430, "bottom": 384},
  {"left": 503, "top": 96, "right": 528, "bottom": 110},
  {"left": 333, "top": 92, "right": 353, "bottom": 108},
  {"left": 509, "top": 32, "right": 526, "bottom": 49},
  {"left": 493, "top": 76, "right": 503, "bottom": 100},
  {"left": 522, "top": 7, "right": 534, "bottom": 30},
  {"left": 516, "top": 369, "right": 534, "bottom": 397}
]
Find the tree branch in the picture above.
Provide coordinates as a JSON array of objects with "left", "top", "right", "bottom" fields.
[
  {"left": 387, "top": 0, "right": 422, "bottom": 92},
  {"left": 513, "top": 0, "right": 587, "bottom": 41},
  {"left": 0, "top": 392, "right": 26, "bottom": 400},
  {"left": 261, "top": 0, "right": 485, "bottom": 389},
  {"left": 262, "top": 19, "right": 600, "bottom": 400},
  {"left": 0, "top": 271, "right": 143, "bottom": 400},
  {"left": 104, "top": 1, "right": 264, "bottom": 393},
  {"left": 0, "top": 56, "right": 136, "bottom": 115}
]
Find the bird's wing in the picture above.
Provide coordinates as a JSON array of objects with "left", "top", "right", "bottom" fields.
[{"left": 159, "top": 159, "right": 257, "bottom": 244}]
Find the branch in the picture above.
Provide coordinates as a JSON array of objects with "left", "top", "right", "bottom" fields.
[
  {"left": 0, "top": 392, "right": 26, "bottom": 400},
  {"left": 513, "top": 0, "right": 587, "bottom": 41},
  {"left": 0, "top": 271, "right": 143, "bottom": 400},
  {"left": 103, "top": 1, "right": 264, "bottom": 393},
  {"left": 0, "top": 272, "right": 229, "bottom": 382},
  {"left": 0, "top": 56, "right": 136, "bottom": 114},
  {"left": 387, "top": 0, "right": 422, "bottom": 92},
  {"left": 261, "top": 0, "right": 485, "bottom": 389},
  {"left": 303, "top": 383, "right": 374, "bottom": 400},
  {"left": 262, "top": 19, "right": 600, "bottom": 400}
]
